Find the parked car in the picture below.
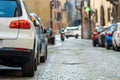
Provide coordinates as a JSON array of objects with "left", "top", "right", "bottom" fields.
[
  {"left": 105, "top": 23, "right": 117, "bottom": 49},
  {"left": 0, "top": 0, "right": 39, "bottom": 77},
  {"left": 46, "top": 28, "right": 55, "bottom": 45},
  {"left": 92, "top": 26, "right": 103, "bottom": 47},
  {"left": 112, "top": 23, "right": 120, "bottom": 51},
  {"left": 98, "top": 26, "right": 109, "bottom": 47},
  {"left": 64, "top": 26, "right": 81, "bottom": 39},
  {"left": 30, "top": 13, "right": 48, "bottom": 63}
]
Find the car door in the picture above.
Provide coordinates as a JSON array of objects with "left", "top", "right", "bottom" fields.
[{"left": 0, "top": 0, "right": 20, "bottom": 40}]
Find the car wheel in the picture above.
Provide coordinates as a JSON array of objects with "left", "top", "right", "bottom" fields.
[
  {"left": 40, "top": 47, "right": 47, "bottom": 63},
  {"left": 113, "top": 46, "right": 115, "bottom": 51},
  {"left": 34, "top": 58, "right": 37, "bottom": 71},
  {"left": 45, "top": 46, "right": 48, "bottom": 60},
  {"left": 22, "top": 51, "right": 34, "bottom": 77},
  {"left": 40, "top": 53, "right": 46, "bottom": 63},
  {"left": 115, "top": 45, "right": 119, "bottom": 51},
  {"left": 105, "top": 41, "right": 110, "bottom": 49},
  {"left": 93, "top": 41, "right": 96, "bottom": 47},
  {"left": 75, "top": 34, "right": 78, "bottom": 39},
  {"left": 66, "top": 36, "right": 69, "bottom": 39},
  {"left": 98, "top": 42, "right": 101, "bottom": 47},
  {"left": 37, "top": 49, "right": 40, "bottom": 65},
  {"left": 51, "top": 37, "right": 55, "bottom": 45}
]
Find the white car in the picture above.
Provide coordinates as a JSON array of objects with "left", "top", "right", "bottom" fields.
[
  {"left": 112, "top": 23, "right": 120, "bottom": 51},
  {"left": 65, "top": 26, "right": 81, "bottom": 39},
  {"left": 0, "top": 0, "right": 39, "bottom": 77}
]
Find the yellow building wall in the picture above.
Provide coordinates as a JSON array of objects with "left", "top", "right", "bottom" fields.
[
  {"left": 90, "top": 0, "right": 111, "bottom": 26},
  {"left": 61, "top": 0, "right": 68, "bottom": 28},
  {"left": 24, "top": 0, "right": 50, "bottom": 28}
]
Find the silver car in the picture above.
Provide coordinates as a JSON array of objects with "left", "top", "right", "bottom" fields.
[{"left": 112, "top": 23, "right": 120, "bottom": 51}]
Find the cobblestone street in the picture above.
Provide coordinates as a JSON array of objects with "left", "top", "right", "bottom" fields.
[{"left": 0, "top": 36, "right": 120, "bottom": 80}]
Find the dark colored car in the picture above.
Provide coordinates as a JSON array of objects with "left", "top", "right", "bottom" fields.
[
  {"left": 30, "top": 13, "right": 48, "bottom": 63},
  {"left": 92, "top": 26, "right": 103, "bottom": 47},
  {"left": 98, "top": 26, "right": 109, "bottom": 47},
  {"left": 105, "top": 23, "right": 117, "bottom": 49},
  {"left": 47, "top": 28, "right": 55, "bottom": 45}
]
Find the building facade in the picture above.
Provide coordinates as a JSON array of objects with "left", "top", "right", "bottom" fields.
[
  {"left": 53, "top": 0, "right": 62, "bottom": 33},
  {"left": 90, "top": 0, "right": 112, "bottom": 32},
  {"left": 80, "top": 0, "right": 112, "bottom": 39},
  {"left": 106, "top": 0, "right": 120, "bottom": 23},
  {"left": 24, "top": 0, "right": 51, "bottom": 28}
]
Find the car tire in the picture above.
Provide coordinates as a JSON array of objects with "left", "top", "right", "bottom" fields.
[
  {"left": 40, "top": 53, "right": 46, "bottom": 63},
  {"left": 93, "top": 41, "right": 96, "bottom": 47},
  {"left": 40, "top": 46, "right": 47, "bottom": 63},
  {"left": 105, "top": 41, "right": 110, "bottom": 49},
  {"left": 98, "top": 42, "right": 101, "bottom": 47},
  {"left": 113, "top": 46, "right": 115, "bottom": 51},
  {"left": 66, "top": 36, "right": 69, "bottom": 39},
  {"left": 22, "top": 51, "right": 34, "bottom": 77},
  {"left": 75, "top": 34, "right": 79, "bottom": 39},
  {"left": 45, "top": 46, "right": 48, "bottom": 60},
  {"left": 115, "top": 46, "right": 119, "bottom": 51},
  {"left": 51, "top": 37, "right": 55, "bottom": 45},
  {"left": 37, "top": 49, "right": 40, "bottom": 65},
  {"left": 34, "top": 58, "right": 37, "bottom": 71}
]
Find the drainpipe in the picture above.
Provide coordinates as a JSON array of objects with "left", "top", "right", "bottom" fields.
[{"left": 50, "top": 0, "right": 54, "bottom": 28}]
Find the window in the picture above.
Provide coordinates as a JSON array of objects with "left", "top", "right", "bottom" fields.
[
  {"left": 0, "top": 1, "right": 19, "bottom": 17},
  {"left": 107, "top": 8, "right": 110, "bottom": 22},
  {"left": 110, "top": 24, "right": 117, "bottom": 31},
  {"left": 95, "top": 10, "right": 98, "bottom": 22},
  {"left": 73, "top": 19, "right": 81, "bottom": 26},
  {"left": 56, "top": 12, "right": 62, "bottom": 21},
  {"left": 118, "top": 24, "right": 120, "bottom": 30}
]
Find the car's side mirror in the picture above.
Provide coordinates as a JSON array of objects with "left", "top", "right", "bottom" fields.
[
  {"left": 31, "top": 16, "right": 39, "bottom": 27},
  {"left": 34, "top": 20, "right": 40, "bottom": 27},
  {"left": 43, "top": 29, "right": 47, "bottom": 33}
]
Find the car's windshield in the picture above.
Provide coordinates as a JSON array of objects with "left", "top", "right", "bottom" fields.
[
  {"left": 118, "top": 24, "right": 120, "bottom": 30},
  {"left": 73, "top": 19, "right": 81, "bottom": 26},
  {"left": 0, "top": 1, "right": 18, "bottom": 17},
  {"left": 110, "top": 24, "right": 117, "bottom": 31},
  {"left": 96, "top": 27, "right": 103, "bottom": 32}
]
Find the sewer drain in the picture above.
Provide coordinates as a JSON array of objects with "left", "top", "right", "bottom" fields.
[{"left": 62, "top": 62, "right": 87, "bottom": 65}]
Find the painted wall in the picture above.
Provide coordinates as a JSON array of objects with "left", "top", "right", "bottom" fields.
[{"left": 24, "top": 0, "right": 51, "bottom": 28}]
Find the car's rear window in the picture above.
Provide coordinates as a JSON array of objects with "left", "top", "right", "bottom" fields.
[
  {"left": 118, "top": 25, "right": 120, "bottom": 31},
  {"left": 0, "top": 1, "right": 18, "bottom": 17},
  {"left": 110, "top": 25, "right": 117, "bottom": 31}
]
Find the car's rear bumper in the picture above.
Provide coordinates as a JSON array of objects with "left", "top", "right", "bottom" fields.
[{"left": 0, "top": 48, "right": 32, "bottom": 67}]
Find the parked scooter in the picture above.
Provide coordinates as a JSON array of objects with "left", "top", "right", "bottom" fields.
[{"left": 60, "top": 29, "right": 65, "bottom": 41}]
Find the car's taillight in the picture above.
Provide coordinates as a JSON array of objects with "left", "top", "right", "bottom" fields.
[
  {"left": 98, "top": 32, "right": 100, "bottom": 34},
  {"left": 61, "top": 34, "right": 65, "bottom": 37},
  {"left": 118, "top": 33, "right": 120, "bottom": 38},
  {"left": 9, "top": 20, "right": 31, "bottom": 29},
  {"left": 93, "top": 32, "right": 98, "bottom": 35},
  {"left": 15, "top": 48, "right": 29, "bottom": 51},
  {"left": 107, "top": 32, "right": 112, "bottom": 36}
]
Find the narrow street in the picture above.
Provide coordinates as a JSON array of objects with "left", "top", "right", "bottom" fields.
[{"left": 0, "top": 35, "right": 120, "bottom": 80}]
